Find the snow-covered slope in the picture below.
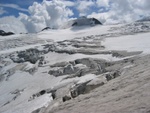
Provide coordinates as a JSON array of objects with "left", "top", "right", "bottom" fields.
[{"left": 0, "top": 21, "right": 150, "bottom": 113}]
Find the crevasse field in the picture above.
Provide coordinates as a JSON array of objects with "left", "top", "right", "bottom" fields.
[{"left": 1, "top": 21, "right": 150, "bottom": 113}]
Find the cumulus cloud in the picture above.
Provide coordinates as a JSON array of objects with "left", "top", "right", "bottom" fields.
[
  {"left": 88, "top": 0, "right": 150, "bottom": 24},
  {"left": 0, "top": 16, "right": 27, "bottom": 33},
  {"left": 96, "top": 0, "right": 110, "bottom": 7},
  {"left": 19, "top": 0, "right": 74, "bottom": 33},
  {"left": 76, "top": 0, "right": 94, "bottom": 16},
  {"left": 61, "top": 0, "right": 75, "bottom": 7}
]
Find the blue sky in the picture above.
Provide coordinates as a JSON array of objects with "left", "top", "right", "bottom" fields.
[
  {"left": 0, "top": 0, "right": 43, "bottom": 17},
  {"left": 0, "top": 0, "right": 77, "bottom": 17},
  {"left": 0, "top": 0, "right": 104, "bottom": 18}
]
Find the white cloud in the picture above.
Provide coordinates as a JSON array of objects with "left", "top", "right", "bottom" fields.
[
  {"left": 0, "top": 7, "right": 7, "bottom": 15},
  {"left": 19, "top": 0, "right": 74, "bottom": 33},
  {"left": 61, "top": 0, "right": 75, "bottom": 7},
  {"left": 0, "top": 3, "right": 28, "bottom": 12},
  {"left": 0, "top": 16, "right": 27, "bottom": 33},
  {"left": 88, "top": 0, "right": 150, "bottom": 24},
  {"left": 96, "top": 0, "right": 110, "bottom": 7},
  {"left": 76, "top": 0, "right": 95, "bottom": 16}
]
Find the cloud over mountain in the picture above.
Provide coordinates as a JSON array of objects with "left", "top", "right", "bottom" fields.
[
  {"left": 19, "top": 0, "right": 74, "bottom": 33},
  {"left": 88, "top": 0, "right": 150, "bottom": 24},
  {"left": 0, "top": 16, "right": 27, "bottom": 33}
]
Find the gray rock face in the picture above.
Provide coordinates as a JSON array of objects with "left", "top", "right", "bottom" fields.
[
  {"left": 72, "top": 17, "right": 102, "bottom": 26},
  {"left": 70, "top": 82, "right": 88, "bottom": 98},
  {"left": 75, "top": 58, "right": 97, "bottom": 69},
  {"left": 49, "top": 64, "right": 76, "bottom": 77},
  {"left": 49, "top": 69, "right": 63, "bottom": 77},
  {"left": 70, "top": 80, "right": 105, "bottom": 98},
  {"left": 29, "top": 89, "right": 56, "bottom": 102},
  {"left": 0, "top": 30, "right": 14, "bottom": 36},
  {"left": 49, "top": 58, "right": 107, "bottom": 77},
  {"left": 105, "top": 71, "right": 121, "bottom": 81},
  {"left": 50, "top": 62, "right": 69, "bottom": 68},
  {"left": 11, "top": 48, "right": 44, "bottom": 64},
  {"left": 41, "top": 27, "right": 51, "bottom": 31},
  {"left": 18, "top": 49, "right": 41, "bottom": 64},
  {"left": 62, "top": 95, "right": 71, "bottom": 102},
  {"left": 63, "top": 64, "right": 75, "bottom": 75}
]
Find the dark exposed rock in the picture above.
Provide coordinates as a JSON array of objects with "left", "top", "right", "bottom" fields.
[
  {"left": 72, "top": 68, "right": 89, "bottom": 78},
  {"left": 69, "top": 61, "right": 76, "bottom": 66},
  {"left": 49, "top": 69, "right": 63, "bottom": 77},
  {"left": 49, "top": 58, "right": 107, "bottom": 77},
  {"left": 50, "top": 62, "right": 69, "bottom": 68},
  {"left": 29, "top": 89, "right": 56, "bottom": 101},
  {"left": 51, "top": 91, "right": 56, "bottom": 99},
  {"left": 70, "top": 79, "right": 105, "bottom": 98},
  {"left": 70, "top": 81, "right": 91, "bottom": 98},
  {"left": 44, "top": 44, "right": 56, "bottom": 52},
  {"left": 6, "top": 69, "right": 16, "bottom": 81},
  {"left": 39, "top": 90, "right": 46, "bottom": 95},
  {"left": 0, "top": 30, "right": 14, "bottom": 36},
  {"left": 71, "top": 17, "right": 102, "bottom": 27},
  {"left": 41, "top": 27, "right": 51, "bottom": 31},
  {"left": 112, "top": 52, "right": 124, "bottom": 57},
  {"left": 105, "top": 74, "right": 113, "bottom": 81},
  {"left": 38, "top": 56, "right": 45, "bottom": 67},
  {"left": 105, "top": 71, "right": 121, "bottom": 81},
  {"left": 12, "top": 48, "right": 43, "bottom": 64},
  {"left": 72, "top": 22, "right": 77, "bottom": 26},
  {"left": 69, "top": 79, "right": 105, "bottom": 98},
  {"left": 75, "top": 58, "right": 97, "bottom": 68},
  {"left": 2, "top": 101, "right": 10, "bottom": 106},
  {"left": 49, "top": 64, "right": 77, "bottom": 77},
  {"left": 63, "top": 64, "right": 75, "bottom": 75},
  {"left": 11, "top": 57, "right": 25, "bottom": 63},
  {"left": 62, "top": 95, "right": 71, "bottom": 102},
  {"left": 0, "top": 30, "right": 5, "bottom": 34},
  {"left": 92, "top": 18, "right": 102, "bottom": 25},
  {"left": 56, "top": 49, "right": 76, "bottom": 54},
  {"left": 10, "top": 89, "right": 24, "bottom": 95}
]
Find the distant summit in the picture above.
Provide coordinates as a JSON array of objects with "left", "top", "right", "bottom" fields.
[
  {"left": 62, "top": 17, "right": 102, "bottom": 29},
  {"left": 72, "top": 16, "right": 102, "bottom": 26},
  {"left": 40, "top": 17, "right": 102, "bottom": 31}
]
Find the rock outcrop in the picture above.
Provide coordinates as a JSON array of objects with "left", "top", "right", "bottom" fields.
[
  {"left": 0, "top": 30, "right": 14, "bottom": 36},
  {"left": 49, "top": 58, "right": 107, "bottom": 77},
  {"left": 41, "top": 27, "right": 51, "bottom": 31},
  {"left": 11, "top": 48, "right": 44, "bottom": 64},
  {"left": 72, "top": 17, "right": 102, "bottom": 26}
]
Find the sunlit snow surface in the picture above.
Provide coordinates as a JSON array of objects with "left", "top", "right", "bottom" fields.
[{"left": 102, "top": 32, "right": 150, "bottom": 53}]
